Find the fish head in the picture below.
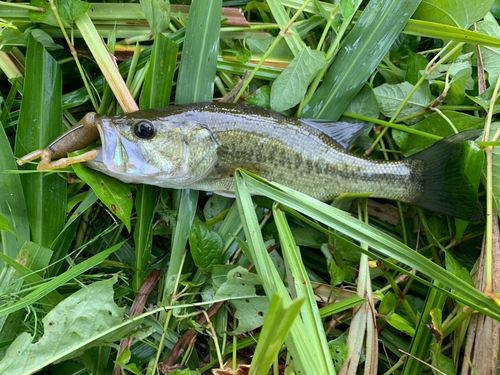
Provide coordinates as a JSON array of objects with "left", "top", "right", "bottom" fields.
[{"left": 87, "top": 109, "right": 218, "bottom": 187}]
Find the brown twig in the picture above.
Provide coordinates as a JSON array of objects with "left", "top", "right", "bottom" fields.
[{"left": 113, "top": 269, "right": 161, "bottom": 375}]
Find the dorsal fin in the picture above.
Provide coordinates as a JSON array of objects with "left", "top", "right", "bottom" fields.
[{"left": 301, "top": 119, "right": 372, "bottom": 149}]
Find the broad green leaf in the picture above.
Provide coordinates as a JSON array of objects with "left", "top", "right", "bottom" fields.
[
  {"left": 140, "top": 0, "right": 170, "bottom": 35},
  {"left": 203, "top": 194, "right": 233, "bottom": 231},
  {"left": 339, "top": 0, "right": 355, "bottom": 18},
  {"left": 246, "top": 37, "right": 293, "bottom": 57},
  {"left": 386, "top": 312, "right": 416, "bottom": 336},
  {"left": 340, "top": 84, "right": 379, "bottom": 121},
  {"left": 405, "top": 50, "right": 429, "bottom": 85},
  {"left": 328, "top": 259, "right": 345, "bottom": 286},
  {"left": 413, "top": 0, "right": 494, "bottom": 28},
  {"left": 245, "top": 85, "right": 271, "bottom": 109},
  {"left": 467, "top": 85, "right": 500, "bottom": 114},
  {"left": 291, "top": 227, "right": 327, "bottom": 249},
  {"left": 0, "top": 276, "right": 138, "bottom": 375},
  {"left": 270, "top": 47, "right": 325, "bottom": 112},
  {"left": 71, "top": 162, "right": 133, "bottom": 232},
  {"left": 189, "top": 217, "right": 223, "bottom": 271},
  {"left": 475, "top": 20, "right": 500, "bottom": 85},
  {"left": 379, "top": 293, "right": 396, "bottom": 315},
  {"left": 14, "top": 35, "right": 66, "bottom": 248},
  {"left": 302, "top": 0, "right": 422, "bottom": 120},
  {"left": 29, "top": 0, "right": 90, "bottom": 28},
  {"left": 427, "top": 53, "right": 473, "bottom": 105},
  {"left": 430, "top": 342, "right": 456, "bottom": 375},
  {"left": 30, "top": 29, "right": 64, "bottom": 51},
  {"left": 0, "top": 27, "right": 29, "bottom": 52},
  {"left": 373, "top": 81, "right": 432, "bottom": 124},
  {"left": 444, "top": 250, "right": 474, "bottom": 291},
  {"left": 248, "top": 293, "right": 304, "bottom": 375},
  {"left": 454, "top": 141, "right": 483, "bottom": 242},
  {"left": 244, "top": 1, "right": 272, "bottom": 23},
  {"left": 392, "top": 111, "right": 484, "bottom": 154}
]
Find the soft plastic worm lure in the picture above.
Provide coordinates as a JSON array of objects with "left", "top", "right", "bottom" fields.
[{"left": 17, "top": 112, "right": 100, "bottom": 170}]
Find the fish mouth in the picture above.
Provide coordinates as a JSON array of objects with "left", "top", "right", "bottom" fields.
[{"left": 96, "top": 118, "right": 129, "bottom": 173}]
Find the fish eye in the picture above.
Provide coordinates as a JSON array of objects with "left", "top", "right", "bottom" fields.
[{"left": 133, "top": 121, "right": 155, "bottom": 139}]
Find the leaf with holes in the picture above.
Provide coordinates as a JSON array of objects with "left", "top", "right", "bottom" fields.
[
  {"left": 0, "top": 276, "right": 138, "bottom": 375},
  {"left": 214, "top": 266, "right": 269, "bottom": 335}
]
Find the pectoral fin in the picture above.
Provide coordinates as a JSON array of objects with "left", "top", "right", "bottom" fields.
[{"left": 215, "top": 163, "right": 266, "bottom": 179}]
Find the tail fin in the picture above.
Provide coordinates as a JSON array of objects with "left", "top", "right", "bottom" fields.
[{"left": 407, "top": 129, "right": 483, "bottom": 220}]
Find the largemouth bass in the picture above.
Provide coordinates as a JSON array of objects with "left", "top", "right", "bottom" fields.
[{"left": 85, "top": 102, "right": 481, "bottom": 219}]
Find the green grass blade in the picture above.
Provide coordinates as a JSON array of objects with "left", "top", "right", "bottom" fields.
[
  {"left": 238, "top": 171, "right": 500, "bottom": 320},
  {"left": 273, "top": 205, "right": 336, "bottom": 374},
  {"left": 401, "top": 282, "right": 447, "bottom": 375},
  {"left": 0, "top": 242, "right": 63, "bottom": 309},
  {"left": 14, "top": 34, "right": 66, "bottom": 248},
  {"left": 302, "top": 0, "right": 421, "bottom": 120},
  {"left": 175, "top": 0, "right": 222, "bottom": 104},
  {"left": 248, "top": 293, "right": 304, "bottom": 375},
  {"left": 0, "top": 120, "right": 29, "bottom": 264},
  {"left": 266, "top": 0, "right": 304, "bottom": 56},
  {"left": 319, "top": 295, "right": 366, "bottom": 318},
  {"left": 139, "top": 33, "right": 177, "bottom": 110},
  {"left": 404, "top": 19, "right": 500, "bottom": 47},
  {"left": 234, "top": 171, "right": 326, "bottom": 375},
  {"left": 133, "top": 184, "right": 159, "bottom": 291},
  {"left": 0, "top": 241, "right": 124, "bottom": 319}
]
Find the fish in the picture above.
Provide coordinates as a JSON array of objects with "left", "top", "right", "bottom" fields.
[{"left": 84, "top": 102, "right": 482, "bottom": 220}]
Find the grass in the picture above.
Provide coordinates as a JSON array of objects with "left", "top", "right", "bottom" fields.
[{"left": 1, "top": 0, "right": 500, "bottom": 374}]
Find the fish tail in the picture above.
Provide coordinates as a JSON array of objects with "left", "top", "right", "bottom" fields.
[{"left": 407, "top": 129, "right": 482, "bottom": 220}]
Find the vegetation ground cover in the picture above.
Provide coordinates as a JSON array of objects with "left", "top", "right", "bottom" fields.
[{"left": 1, "top": 0, "right": 500, "bottom": 374}]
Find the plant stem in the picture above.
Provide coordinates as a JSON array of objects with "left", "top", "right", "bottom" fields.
[
  {"left": 233, "top": 0, "right": 314, "bottom": 103},
  {"left": 0, "top": 1, "right": 45, "bottom": 12},
  {"left": 47, "top": 0, "right": 98, "bottom": 111}
]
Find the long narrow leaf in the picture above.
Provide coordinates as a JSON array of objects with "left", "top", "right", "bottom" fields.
[
  {"left": 234, "top": 171, "right": 326, "bottom": 375},
  {"left": 273, "top": 205, "right": 336, "bottom": 374},
  {"left": 0, "top": 120, "right": 29, "bottom": 263},
  {"left": 302, "top": 0, "right": 421, "bottom": 120},
  {"left": 14, "top": 34, "right": 66, "bottom": 248},
  {"left": 238, "top": 171, "right": 500, "bottom": 320}
]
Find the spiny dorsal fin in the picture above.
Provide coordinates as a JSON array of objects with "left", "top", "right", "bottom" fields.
[{"left": 301, "top": 119, "right": 371, "bottom": 149}]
